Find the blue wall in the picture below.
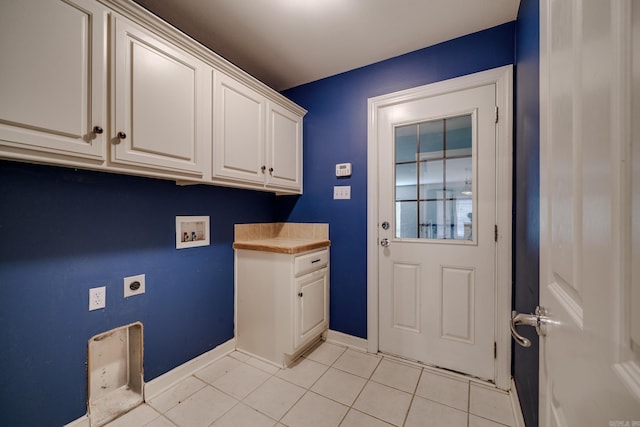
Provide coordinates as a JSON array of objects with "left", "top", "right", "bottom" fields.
[
  {"left": 514, "top": 0, "right": 540, "bottom": 425},
  {"left": 0, "top": 161, "right": 276, "bottom": 425},
  {"left": 279, "top": 22, "right": 516, "bottom": 339}
]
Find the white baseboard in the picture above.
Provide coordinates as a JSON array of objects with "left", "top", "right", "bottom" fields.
[
  {"left": 325, "top": 329, "right": 368, "bottom": 352},
  {"left": 510, "top": 377, "right": 527, "bottom": 427},
  {"left": 144, "top": 338, "right": 236, "bottom": 400}
]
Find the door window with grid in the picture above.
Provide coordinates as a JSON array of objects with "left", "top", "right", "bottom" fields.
[{"left": 394, "top": 114, "right": 474, "bottom": 240}]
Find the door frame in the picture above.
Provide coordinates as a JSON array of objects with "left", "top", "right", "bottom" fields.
[{"left": 366, "top": 65, "right": 514, "bottom": 390}]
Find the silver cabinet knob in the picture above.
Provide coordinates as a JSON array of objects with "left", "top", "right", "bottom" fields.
[
  {"left": 93, "top": 126, "right": 103, "bottom": 134},
  {"left": 380, "top": 238, "right": 390, "bottom": 247},
  {"left": 298, "top": 292, "right": 303, "bottom": 297},
  {"left": 261, "top": 165, "right": 266, "bottom": 173},
  {"left": 117, "top": 131, "right": 127, "bottom": 139},
  {"left": 269, "top": 167, "right": 274, "bottom": 175}
]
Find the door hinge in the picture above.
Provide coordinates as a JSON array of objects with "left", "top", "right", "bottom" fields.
[
  {"left": 495, "top": 106, "right": 499, "bottom": 124},
  {"left": 494, "top": 224, "right": 498, "bottom": 242},
  {"left": 494, "top": 342, "right": 497, "bottom": 358}
]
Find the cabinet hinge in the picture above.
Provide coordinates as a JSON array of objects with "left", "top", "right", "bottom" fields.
[
  {"left": 495, "top": 106, "right": 499, "bottom": 124},
  {"left": 494, "top": 224, "right": 498, "bottom": 242},
  {"left": 494, "top": 342, "right": 497, "bottom": 358}
]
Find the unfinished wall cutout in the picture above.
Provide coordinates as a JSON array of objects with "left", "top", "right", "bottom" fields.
[{"left": 88, "top": 322, "right": 143, "bottom": 426}]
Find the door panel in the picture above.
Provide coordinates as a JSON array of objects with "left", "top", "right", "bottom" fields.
[
  {"left": 392, "top": 263, "right": 421, "bottom": 332},
  {"left": 378, "top": 83, "right": 497, "bottom": 381},
  {"left": 440, "top": 266, "right": 474, "bottom": 343},
  {"left": 539, "top": 0, "right": 640, "bottom": 424}
]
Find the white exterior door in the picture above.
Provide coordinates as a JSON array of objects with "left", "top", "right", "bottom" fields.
[
  {"left": 539, "top": 0, "right": 640, "bottom": 425},
  {"left": 373, "top": 72, "right": 509, "bottom": 383}
]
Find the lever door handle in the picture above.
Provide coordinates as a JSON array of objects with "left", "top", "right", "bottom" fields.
[{"left": 510, "top": 306, "right": 550, "bottom": 348}]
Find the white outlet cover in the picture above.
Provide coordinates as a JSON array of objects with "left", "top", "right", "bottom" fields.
[
  {"left": 124, "top": 274, "right": 145, "bottom": 298},
  {"left": 89, "top": 286, "right": 106, "bottom": 311}
]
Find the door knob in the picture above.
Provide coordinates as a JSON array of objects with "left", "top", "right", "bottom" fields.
[
  {"left": 510, "top": 306, "right": 550, "bottom": 347},
  {"left": 380, "top": 238, "right": 390, "bottom": 247}
]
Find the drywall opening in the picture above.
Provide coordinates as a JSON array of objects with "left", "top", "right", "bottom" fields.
[{"left": 88, "top": 322, "right": 143, "bottom": 426}]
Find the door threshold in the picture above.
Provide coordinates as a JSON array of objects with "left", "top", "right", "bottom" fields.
[{"left": 378, "top": 351, "right": 503, "bottom": 390}]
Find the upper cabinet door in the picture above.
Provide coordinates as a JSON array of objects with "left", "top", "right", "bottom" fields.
[
  {"left": 0, "top": 0, "right": 107, "bottom": 160},
  {"left": 213, "top": 71, "right": 265, "bottom": 184},
  {"left": 266, "top": 102, "right": 302, "bottom": 191},
  {"left": 111, "top": 16, "right": 208, "bottom": 176}
]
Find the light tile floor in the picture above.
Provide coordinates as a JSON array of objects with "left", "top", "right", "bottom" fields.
[{"left": 105, "top": 341, "right": 516, "bottom": 427}]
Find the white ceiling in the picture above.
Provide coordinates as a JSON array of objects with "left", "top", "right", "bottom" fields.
[{"left": 133, "top": 0, "right": 520, "bottom": 91}]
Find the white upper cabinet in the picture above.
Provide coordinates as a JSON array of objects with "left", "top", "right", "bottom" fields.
[
  {"left": 0, "top": 0, "right": 107, "bottom": 161},
  {"left": 267, "top": 101, "right": 303, "bottom": 190},
  {"left": 213, "top": 71, "right": 303, "bottom": 192},
  {"left": 213, "top": 71, "right": 265, "bottom": 184},
  {"left": 110, "top": 15, "right": 210, "bottom": 176},
  {"left": 0, "top": 0, "right": 304, "bottom": 193}
]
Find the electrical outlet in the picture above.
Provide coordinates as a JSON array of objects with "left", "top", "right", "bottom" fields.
[
  {"left": 124, "top": 274, "right": 145, "bottom": 298},
  {"left": 89, "top": 286, "right": 106, "bottom": 311}
]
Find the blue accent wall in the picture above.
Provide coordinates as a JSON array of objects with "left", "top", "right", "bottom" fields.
[
  {"left": 279, "top": 22, "right": 516, "bottom": 339},
  {"left": 514, "top": 0, "right": 540, "bottom": 425},
  {"left": 0, "top": 161, "right": 276, "bottom": 425}
]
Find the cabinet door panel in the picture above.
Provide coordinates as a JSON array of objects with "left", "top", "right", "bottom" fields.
[
  {"left": 0, "top": 0, "right": 106, "bottom": 159},
  {"left": 213, "top": 71, "right": 265, "bottom": 184},
  {"left": 295, "top": 268, "right": 328, "bottom": 349},
  {"left": 112, "top": 16, "right": 206, "bottom": 175},
  {"left": 267, "top": 102, "right": 302, "bottom": 190}
]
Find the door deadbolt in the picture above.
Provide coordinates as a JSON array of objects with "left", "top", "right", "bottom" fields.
[{"left": 381, "top": 221, "right": 390, "bottom": 230}]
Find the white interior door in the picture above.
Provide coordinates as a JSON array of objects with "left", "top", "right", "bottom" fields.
[
  {"left": 539, "top": 0, "right": 640, "bottom": 425},
  {"left": 377, "top": 82, "right": 497, "bottom": 381}
]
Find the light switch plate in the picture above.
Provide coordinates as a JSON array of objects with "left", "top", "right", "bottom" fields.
[{"left": 334, "top": 185, "right": 351, "bottom": 200}]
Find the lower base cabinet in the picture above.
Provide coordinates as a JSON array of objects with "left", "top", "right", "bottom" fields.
[{"left": 235, "top": 248, "right": 329, "bottom": 367}]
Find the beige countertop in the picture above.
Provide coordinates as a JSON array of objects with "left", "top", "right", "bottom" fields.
[
  {"left": 233, "top": 222, "right": 330, "bottom": 254},
  {"left": 232, "top": 237, "right": 330, "bottom": 254}
]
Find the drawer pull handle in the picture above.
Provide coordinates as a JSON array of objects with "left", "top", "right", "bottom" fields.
[
  {"left": 298, "top": 292, "right": 303, "bottom": 297},
  {"left": 311, "top": 259, "right": 321, "bottom": 264}
]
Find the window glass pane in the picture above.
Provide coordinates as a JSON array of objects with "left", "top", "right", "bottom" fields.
[
  {"left": 446, "top": 197, "right": 473, "bottom": 240},
  {"left": 396, "top": 163, "right": 417, "bottom": 201},
  {"left": 395, "top": 124, "right": 418, "bottom": 163},
  {"left": 445, "top": 115, "right": 472, "bottom": 157},
  {"left": 419, "top": 200, "right": 439, "bottom": 239},
  {"left": 419, "top": 119, "right": 444, "bottom": 160},
  {"left": 419, "top": 160, "right": 444, "bottom": 200},
  {"left": 445, "top": 157, "right": 472, "bottom": 194},
  {"left": 396, "top": 201, "right": 417, "bottom": 238}
]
